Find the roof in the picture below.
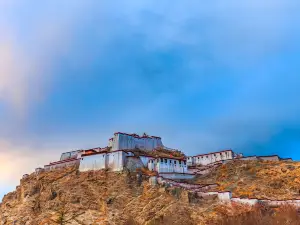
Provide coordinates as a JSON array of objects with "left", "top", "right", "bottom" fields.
[
  {"left": 192, "top": 150, "right": 233, "bottom": 158},
  {"left": 81, "top": 151, "right": 108, "bottom": 157},
  {"left": 114, "top": 132, "right": 161, "bottom": 139},
  {"left": 45, "top": 158, "right": 79, "bottom": 166}
]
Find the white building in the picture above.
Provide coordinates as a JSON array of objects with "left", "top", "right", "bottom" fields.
[
  {"left": 108, "top": 132, "right": 163, "bottom": 151},
  {"left": 79, "top": 150, "right": 134, "bottom": 172},
  {"left": 187, "top": 150, "right": 234, "bottom": 166},
  {"left": 148, "top": 157, "right": 188, "bottom": 174}
]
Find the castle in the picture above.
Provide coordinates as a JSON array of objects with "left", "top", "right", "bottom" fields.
[{"left": 37, "top": 132, "right": 290, "bottom": 180}]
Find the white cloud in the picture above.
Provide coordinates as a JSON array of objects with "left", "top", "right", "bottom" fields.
[{"left": 0, "top": 139, "right": 60, "bottom": 200}]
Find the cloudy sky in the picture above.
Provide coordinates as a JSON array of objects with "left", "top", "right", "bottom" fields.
[{"left": 1, "top": 0, "right": 300, "bottom": 200}]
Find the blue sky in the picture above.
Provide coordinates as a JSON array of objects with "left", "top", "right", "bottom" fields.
[{"left": 1, "top": 0, "right": 300, "bottom": 200}]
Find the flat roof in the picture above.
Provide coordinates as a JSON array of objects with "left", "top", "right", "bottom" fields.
[
  {"left": 114, "top": 132, "right": 161, "bottom": 139},
  {"left": 192, "top": 150, "right": 233, "bottom": 158}
]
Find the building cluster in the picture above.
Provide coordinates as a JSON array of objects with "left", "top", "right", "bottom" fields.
[{"left": 34, "top": 132, "right": 292, "bottom": 180}]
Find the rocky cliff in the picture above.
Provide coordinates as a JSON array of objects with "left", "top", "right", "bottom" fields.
[
  {"left": 0, "top": 167, "right": 227, "bottom": 225},
  {"left": 3, "top": 160, "right": 300, "bottom": 225}
]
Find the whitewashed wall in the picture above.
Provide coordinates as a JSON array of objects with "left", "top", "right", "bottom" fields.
[
  {"left": 191, "top": 151, "right": 233, "bottom": 166},
  {"left": 159, "top": 173, "right": 195, "bottom": 179},
  {"left": 111, "top": 133, "right": 163, "bottom": 151},
  {"left": 218, "top": 192, "right": 232, "bottom": 201},
  {"left": 140, "top": 156, "right": 154, "bottom": 167},
  {"left": 78, "top": 151, "right": 127, "bottom": 172},
  {"left": 231, "top": 198, "right": 258, "bottom": 206},
  {"left": 187, "top": 157, "right": 194, "bottom": 166},
  {"left": 60, "top": 150, "right": 80, "bottom": 161},
  {"left": 79, "top": 153, "right": 107, "bottom": 172},
  {"left": 148, "top": 158, "right": 188, "bottom": 174},
  {"left": 107, "top": 151, "right": 126, "bottom": 171}
]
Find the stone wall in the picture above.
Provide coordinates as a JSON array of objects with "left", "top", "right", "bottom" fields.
[
  {"left": 110, "top": 132, "right": 163, "bottom": 151},
  {"left": 79, "top": 151, "right": 128, "bottom": 172},
  {"left": 159, "top": 173, "right": 195, "bottom": 180}
]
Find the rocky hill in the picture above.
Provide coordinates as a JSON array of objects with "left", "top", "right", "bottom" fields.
[
  {"left": 2, "top": 160, "right": 300, "bottom": 225},
  {"left": 193, "top": 160, "right": 300, "bottom": 200},
  {"left": 0, "top": 167, "right": 229, "bottom": 225}
]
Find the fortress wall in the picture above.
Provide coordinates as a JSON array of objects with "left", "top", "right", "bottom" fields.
[
  {"left": 111, "top": 133, "right": 163, "bottom": 151},
  {"left": 107, "top": 151, "right": 125, "bottom": 171},
  {"left": 79, "top": 153, "right": 107, "bottom": 172}
]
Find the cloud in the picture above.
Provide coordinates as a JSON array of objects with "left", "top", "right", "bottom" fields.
[
  {"left": 0, "top": 138, "right": 77, "bottom": 200},
  {"left": 0, "top": 1, "right": 86, "bottom": 114},
  {"left": 1, "top": 0, "right": 300, "bottom": 199}
]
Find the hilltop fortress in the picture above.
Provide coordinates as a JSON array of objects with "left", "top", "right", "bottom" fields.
[{"left": 32, "top": 132, "right": 291, "bottom": 181}]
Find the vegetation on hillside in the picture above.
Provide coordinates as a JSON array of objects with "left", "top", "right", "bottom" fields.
[{"left": 194, "top": 160, "right": 300, "bottom": 200}]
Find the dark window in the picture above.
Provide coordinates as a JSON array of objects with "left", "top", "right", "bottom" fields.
[
  {"left": 164, "top": 159, "right": 167, "bottom": 163},
  {"left": 206, "top": 156, "right": 208, "bottom": 158},
  {"left": 174, "top": 161, "right": 177, "bottom": 164},
  {"left": 170, "top": 160, "right": 171, "bottom": 163},
  {"left": 161, "top": 158, "right": 163, "bottom": 162},
  {"left": 179, "top": 161, "right": 181, "bottom": 164}
]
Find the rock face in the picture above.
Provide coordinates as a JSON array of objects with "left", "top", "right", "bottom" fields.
[{"left": 0, "top": 167, "right": 218, "bottom": 225}]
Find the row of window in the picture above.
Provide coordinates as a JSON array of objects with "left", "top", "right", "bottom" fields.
[
  {"left": 149, "top": 159, "right": 186, "bottom": 165},
  {"left": 188, "top": 152, "right": 231, "bottom": 160}
]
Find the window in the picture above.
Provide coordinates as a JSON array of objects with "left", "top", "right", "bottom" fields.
[
  {"left": 161, "top": 158, "right": 163, "bottom": 162},
  {"left": 164, "top": 159, "right": 167, "bottom": 163},
  {"left": 206, "top": 156, "right": 208, "bottom": 158},
  {"left": 170, "top": 160, "right": 171, "bottom": 163},
  {"left": 179, "top": 161, "right": 181, "bottom": 164},
  {"left": 174, "top": 161, "right": 177, "bottom": 164}
]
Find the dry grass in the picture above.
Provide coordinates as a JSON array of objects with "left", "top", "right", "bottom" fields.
[
  {"left": 214, "top": 204, "right": 300, "bottom": 225},
  {"left": 194, "top": 160, "right": 300, "bottom": 200}
]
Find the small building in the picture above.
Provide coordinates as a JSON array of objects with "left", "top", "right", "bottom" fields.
[
  {"left": 187, "top": 150, "right": 234, "bottom": 166},
  {"left": 60, "top": 149, "right": 99, "bottom": 161},
  {"left": 44, "top": 158, "right": 80, "bottom": 171},
  {"left": 60, "top": 150, "right": 81, "bottom": 161},
  {"left": 148, "top": 157, "right": 188, "bottom": 174}
]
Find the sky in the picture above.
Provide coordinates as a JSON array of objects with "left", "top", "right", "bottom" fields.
[{"left": 1, "top": 0, "right": 300, "bottom": 200}]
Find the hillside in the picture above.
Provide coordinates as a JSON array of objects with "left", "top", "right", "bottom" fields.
[
  {"left": 0, "top": 167, "right": 228, "bottom": 225},
  {"left": 193, "top": 160, "right": 300, "bottom": 200},
  {"left": 2, "top": 160, "right": 300, "bottom": 224}
]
